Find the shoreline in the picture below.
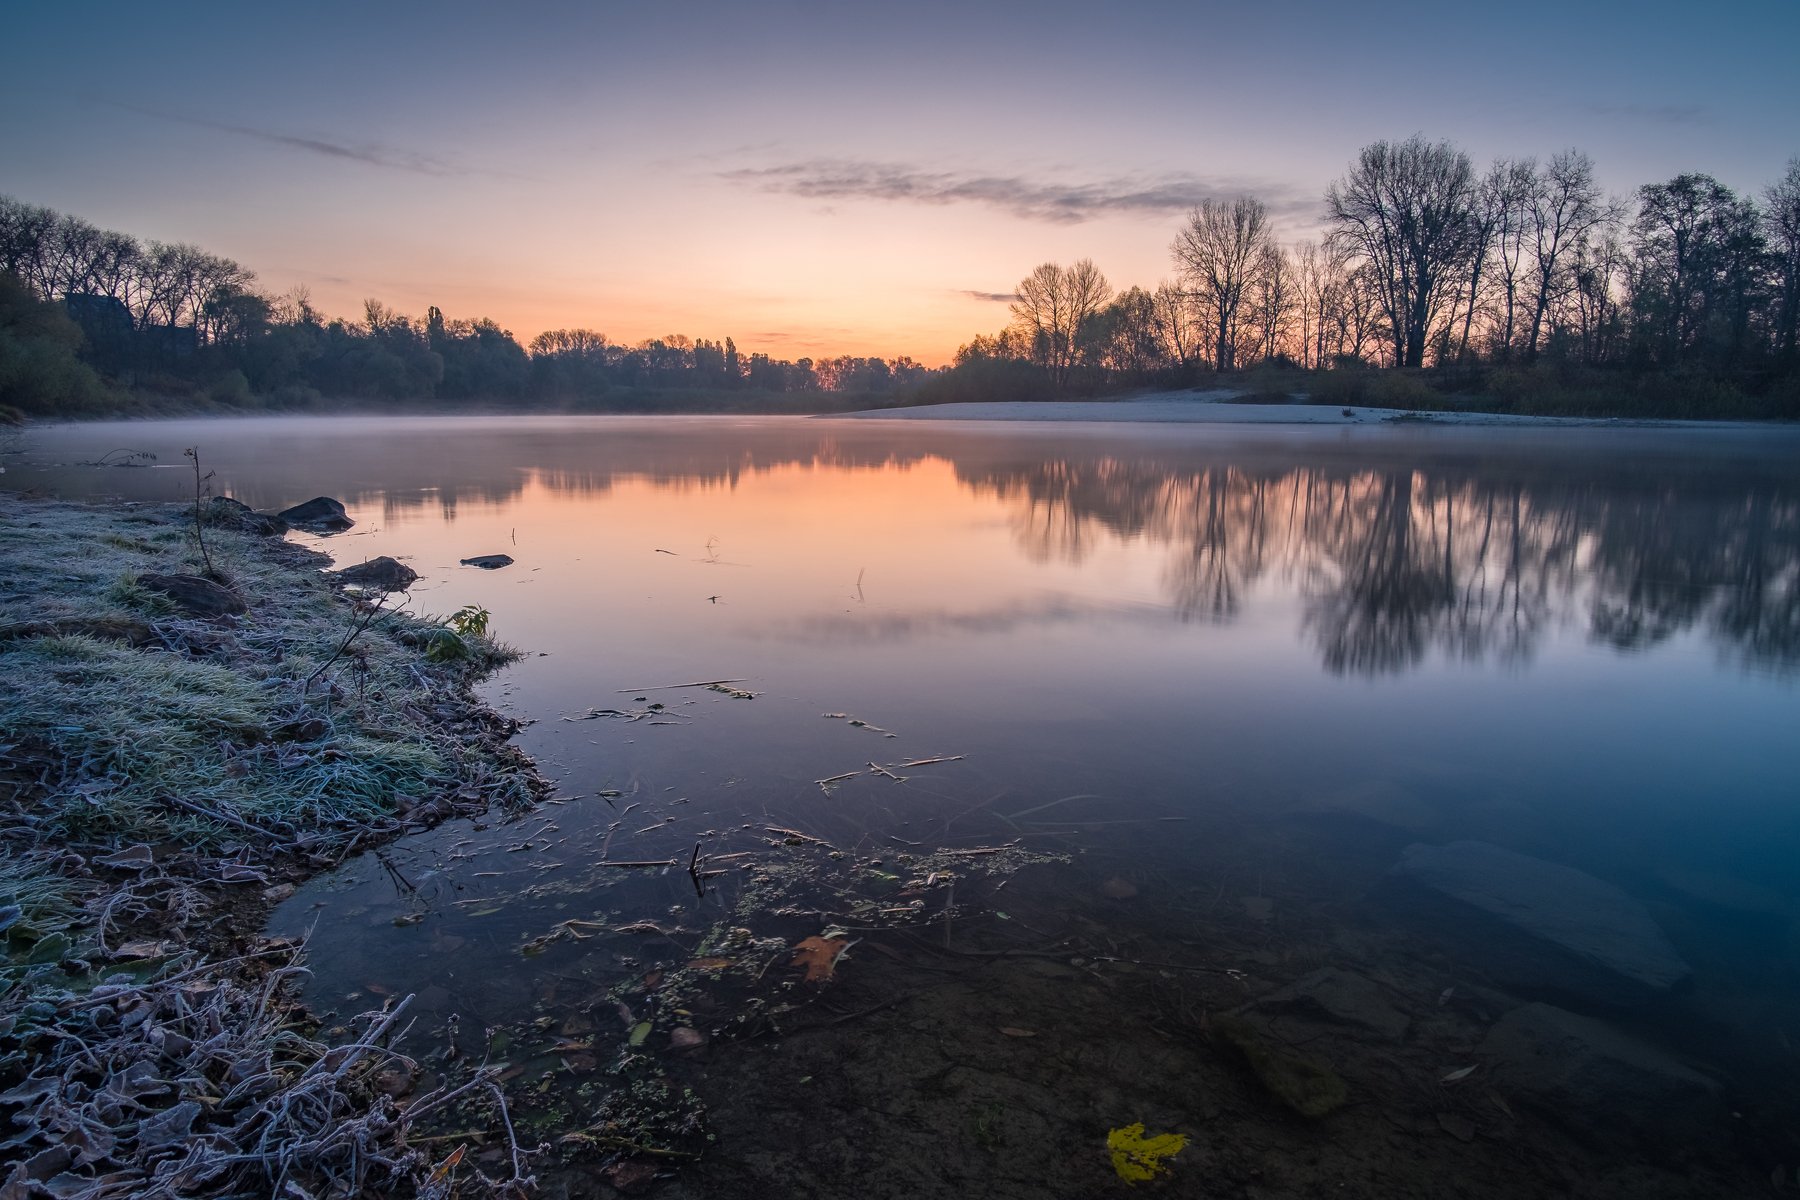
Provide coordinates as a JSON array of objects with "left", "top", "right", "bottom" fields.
[
  {"left": 0, "top": 493, "right": 549, "bottom": 1197},
  {"left": 838, "top": 388, "right": 1797, "bottom": 429}
]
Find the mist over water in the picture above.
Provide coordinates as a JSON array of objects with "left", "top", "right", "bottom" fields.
[{"left": 15, "top": 414, "right": 1800, "bottom": 1190}]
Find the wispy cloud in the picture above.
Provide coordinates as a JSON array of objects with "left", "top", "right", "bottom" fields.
[
  {"left": 1586, "top": 102, "right": 1710, "bottom": 128},
  {"left": 959, "top": 289, "right": 1019, "bottom": 303},
  {"left": 117, "top": 105, "right": 473, "bottom": 177},
  {"left": 721, "top": 159, "right": 1314, "bottom": 224}
]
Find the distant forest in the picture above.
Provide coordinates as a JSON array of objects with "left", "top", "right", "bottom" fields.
[
  {"left": 940, "top": 139, "right": 1799, "bottom": 418},
  {"left": 0, "top": 201, "right": 934, "bottom": 418},
  {"left": 3, "top": 135, "right": 1798, "bottom": 420}
]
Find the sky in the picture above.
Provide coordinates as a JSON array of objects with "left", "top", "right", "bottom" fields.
[{"left": 4, "top": 0, "right": 1797, "bottom": 365}]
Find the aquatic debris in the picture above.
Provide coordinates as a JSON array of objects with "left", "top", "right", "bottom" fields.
[
  {"left": 790, "top": 935, "right": 850, "bottom": 982},
  {"left": 1441, "top": 1064, "right": 1480, "bottom": 1083},
  {"left": 814, "top": 754, "right": 965, "bottom": 794},
  {"left": 619, "top": 677, "right": 748, "bottom": 693},
  {"left": 563, "top": 704, "right": 690, "bottom": 723},
  {"left": 705, "top": 683, "right": 757, "bottom": 699},
  {"left": 1106, "top": 1122, "right": 1188, "bottom": 1183},
  {"left": 822, "top": 712, "right": 896, "bottom": 736}
]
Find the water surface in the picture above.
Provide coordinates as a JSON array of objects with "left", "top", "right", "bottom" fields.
[{"left": 12, "top": 414, "right": 1800, "bottom": 1193}]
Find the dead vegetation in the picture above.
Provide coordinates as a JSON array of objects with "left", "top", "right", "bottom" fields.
[{"left": 0, "top": 494, "right": 549, "bottom": 1198}]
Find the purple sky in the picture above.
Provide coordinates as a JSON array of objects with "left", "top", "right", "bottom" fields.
[{"left": 4, "top": 0, "right": 1795, "bottom": 362}]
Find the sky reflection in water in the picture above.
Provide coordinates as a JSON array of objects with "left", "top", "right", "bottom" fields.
[{"left": 14, "top": 414, "right": 1800, "bottom": 1044}]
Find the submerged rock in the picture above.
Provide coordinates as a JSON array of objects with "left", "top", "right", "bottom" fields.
[
  {"left": 1253, "top": 968, "right": 1411, "bottom": 1042},
  {"left": 277, "top": 496, "right": 353, "bottom": 531},
  {"left": 1481, "top": 1002, "right": 1722, "bottom": 1150},
  {"left": 459, "top": 554, "right": 514, "bottom": 569},
  {"left": 1212, "top": 1013, "right": 1348, "bottom": 1118},
  {"left": 333, "top": 556, "right": 418, "bottom": 592},
  {"left": 1386, "top": 840, "right": 1690, "bottom": 1008},
  {"left": 136, "top": 573, "right": 247, "bottom": 618}
]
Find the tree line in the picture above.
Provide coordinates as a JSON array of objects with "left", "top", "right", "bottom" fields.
[
  {"left": 929, "top": 137, "right": 1800, "bottom": 416},
  {"left": 0, "top": 195, "right": 933, "bottom": 417},
  {"left": 5, "top": 136, "right": 1800, "bottom": 419}
]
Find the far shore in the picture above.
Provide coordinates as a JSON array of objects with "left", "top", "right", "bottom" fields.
[{"left": 839, "top": 388, "right": 1797, "bottom": 429}]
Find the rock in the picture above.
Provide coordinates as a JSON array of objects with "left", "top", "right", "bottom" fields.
[
  {"left": 205, "top": 496, "right": 287, "bottom": 536},
  {"left": 1254, "top": 968, "right": 1411, "bottom": 1041},
  {"left": 277, "top": 496, "right": 353, "bottom": 531},
  {"left": 136, "top": 573, "right": 247, "bottom": 618},
  {"left": 1386, "top": 841, "right": 1690, "bottom": 1008},
  {"left": 333, "top": 556, "right": 418, "bottom": 591},
  {"left": 1211, "top": 1013, "right": 1347, "bottom": 1118},
  {"left": 1480, "top": 1003, "right": 1722, "bottom": 1150},
  {"left": 459, "top": 554, "right": 514, "bottom": 569}
]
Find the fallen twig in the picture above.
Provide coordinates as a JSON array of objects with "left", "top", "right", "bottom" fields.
[{"left": 615, "top": 678, "right": 747, "bottom": 693}]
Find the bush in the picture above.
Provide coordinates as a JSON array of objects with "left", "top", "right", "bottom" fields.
[{"left": 0, "top": 272, "right": 117, "bottom": 417}]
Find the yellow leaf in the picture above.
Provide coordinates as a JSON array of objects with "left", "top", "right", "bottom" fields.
[{"left": 1107, "top": 1122, "right": 1188, "bottom": 1184}]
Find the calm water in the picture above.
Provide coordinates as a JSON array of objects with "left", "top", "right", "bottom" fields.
[{"left": 12, "top": 414, "right": 1800, "bottom": 1187}]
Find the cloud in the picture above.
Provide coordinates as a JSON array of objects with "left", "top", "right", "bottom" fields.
[
  {"left": 959, "top": 289, "right": 1019, "bottom": 303},
  {"left": 1586, "top": 102, "right": 1710, "bottom": 127},
  {"left": 117, "top": 106, "right": 473, "bottom": 176},
  {"left": 721, "top": 159, "right": 1314, "bottom": 224}
]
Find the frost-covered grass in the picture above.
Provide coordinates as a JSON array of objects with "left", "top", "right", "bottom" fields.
[
  {"left": 0, "top": 494, "right": 545, "bottom": 1197},
  {"left": 0, "top": 496, "right": 530, "bottom": 850}
]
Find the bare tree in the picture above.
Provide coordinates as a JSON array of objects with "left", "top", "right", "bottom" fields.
[
  {"left": 1248, "top": 243, "right": 1295, "bottom": 364},
  {"left": 1766, "top": 158, "right": 1800, "bottom": 360},
  {"left": 1525, "top": 150, "right": 1608, "bottom": 358},
  {"left": 1327, "top": 136, "right": 1479, "bottom": 368},
  {"left": 1010, "top": 259, "right": 1113, "bottom": 388},
  {"left": 1571, "top": 215, "right": 1627, "bottom": 364},
  {"left": 1150, "top": 281, "right": 1201, "bottom": 368},
  {"left": 1450, "top": 159, "right": 1530, "bottom": 362},
  {"left": 1171, "top": 197, "right": 1273, "bottom": 370}
]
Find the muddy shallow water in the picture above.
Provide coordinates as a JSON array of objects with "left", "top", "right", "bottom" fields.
[{"left": 14, "top": 414, "right": 1800, "bottom": 1196}]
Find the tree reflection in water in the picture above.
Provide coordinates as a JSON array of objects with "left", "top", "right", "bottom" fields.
[{"left": 958, "top": 451, "right": 1800, "bottom": 676}]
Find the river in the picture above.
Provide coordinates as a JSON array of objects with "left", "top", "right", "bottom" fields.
[{"left": 11, "top": 412, "right": 1799, "bottom": 1197}]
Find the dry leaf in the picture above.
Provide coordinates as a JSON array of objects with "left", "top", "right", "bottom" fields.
[
  {"left": 669, "top": 1026, "right": 705, "bottom": 1050},
  {"left": 1441, "top": 1064, "right": 1479, "bottom": 1083},
  {"left": 427, "top": 1144, "right": 466, "bottom": 1184},
  {"left": 686, "top": 957, "right": 733, "bottom": 971},
  {"left": 790, "top": 935, "right": 849, "bottom": 982}
]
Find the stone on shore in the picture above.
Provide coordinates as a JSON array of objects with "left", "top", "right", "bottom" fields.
[
  {"left": 205, "top": 496, "right": 287, "bottom": 536},
  {"left": 277, "top": 496, "right": 353, "bottom": 531},
  {"left": 459, "top": 554, "right": 514, "bottom": 569},
  {"left": 136, "top": 573, "right": 247, "bottom": 617},
  {"left": 1386, "top": 840, "right": 1690, "bottom": 1008},
  {"left": 1480, "top": 1002, "right": 1722, "bottom": 1150},
  {"left": 333, "top": 556, "right": 418, "bottom": 592}
]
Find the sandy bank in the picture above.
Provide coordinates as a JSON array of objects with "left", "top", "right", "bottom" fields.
[{"left": 840, "top": 389, "right": 1766, "bottom": 428}]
